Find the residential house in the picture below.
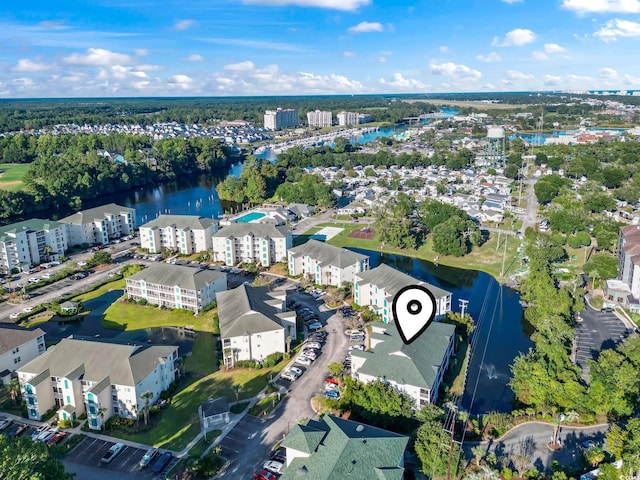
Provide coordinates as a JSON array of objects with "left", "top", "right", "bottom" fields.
[
  {"left": 288, "top": 203, "right": 314, "bottom": 219},
  {"left": 17, "top": 337, "right": 178, "bottom": 429},
  {"left": 59, "top": 203, "right": 136, "bottom": 246},
  {"left": 0, "top": 219, "right": 68, "bottom": 274},
  {"left": 212, "top": 223, "right": 291, "bottom": 267},
  {"left": 288, "top": 239, "right": 369, "bottom": 287},
  {"left": 280, "top": 415, "right": 408, "bottom": 480},
  {"left": 218, "top": 285, "right": 296, "bottom": 367},
  {"left": 126, "top": 263, "right": 227, "bottom": 313},
  {"left": 0, "top": 325, "right": 46, "bottom": 385},
  {"left": 354, "top": 264, "right": 452, "bottom": 323},
  {"left": 351, "top": 321, "right": 455, "bottom": 406},
  {"left": 139, "top": 214, "right": 218, "bottom": 254}
]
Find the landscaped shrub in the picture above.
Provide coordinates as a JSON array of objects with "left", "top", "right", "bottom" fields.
[{"left": 263, "top": 352, "right": 283, "bottom": 367}]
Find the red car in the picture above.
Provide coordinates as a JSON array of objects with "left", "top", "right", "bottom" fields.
[
  {"left": 254, "top": 469, "right": 276, "bottom": 480},
  {"left": 46, "top": 431, "right": 67, "bottom": 446},
  {"left": 325, "top": 376, "right": 339, "bottom": 385}
]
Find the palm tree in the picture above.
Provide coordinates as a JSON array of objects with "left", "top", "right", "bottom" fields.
[
  {"left": 232, "top": 384, "right": 241, "bottom": 403},
  {"left": 471, "top": 445, "right": 485, "bottom": 467},
  {"left": 465, "top": 465, "right": 500, "bottom": 480},
  {"left": 174, "top": 356, "right": 185, "bottom": 379},
  {"left": 286, "top": 335, "right": 292, "bottom": 353},
  {"left": 132, "top": 404, "right": 139, "bottom": 427},
  {"left": 141, "top": 391, "right": 153, "bottom": 426},
  {"left": 553, "top": 410, "right": 579, "bottom": 446},
  {"left": 8, "top": 378, "right": 21, "bottom": 405},
  {"left": 223, "top": 348, "right": 234, "bottom": 369},
  {"left": 584, "top": 446, "right": 605, "bottom": 468},
  {"left": 98, "top": 407, "right": 107, "bottom": 431}
]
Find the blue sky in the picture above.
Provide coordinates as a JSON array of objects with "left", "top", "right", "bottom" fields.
[{"left": 1, "top": 0, "right": 640, "bottom": 97}]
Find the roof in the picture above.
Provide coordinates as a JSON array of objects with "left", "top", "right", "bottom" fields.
[
  {"left": 351, "top": 321, "right": 455, "bottom": 390},
  {"left": 288, "top": 239, "right": 368, "bottom": 268},
  {"left": 0, "top": 218, "right": 64, "bottom": 242},
  {"left": 18, "top": 337, "right": 177, "bottom": 387},
  {"left": 213, "top": 223, "right": 289, "bottom": 239},
  {"left": 59, "top": 203, "right": 135, "bottom": 225},
  {"left": 200, "top": 397, "right": 229, "bottom": 417},
  {"left": 127, "top": 264, "right": 226, "bottom": 291},
  {"left": 355, "top": 264, "right": 451, "bottom": 300},
  {"left": 217, "top": 285, "right": 293, "bottom": 338},
  {"left": 140, "top": 214, "right": 217, "bottom": 231},
  {"left": 280, "top": 415, "right": 408, "bottom": 480},
  {"left": 0, "top": 324, "right": 44, "bottom": 356},
  {"left": 621, "top": 225, "right": 640, "bottom": 254}
]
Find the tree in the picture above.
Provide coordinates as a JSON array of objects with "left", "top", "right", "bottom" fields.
[
  {"left": 504, "top": 164, "right": 519, "bottom": 180},
  {"left": 141, "top": 391, "right": 153, "bottom": 426},
  {"left": 89, "top": 250, "right": 111, "bottom": 265},
  {"left": 606, "top": 423, "right": 628, "bottom": 460},
  {"left": 471, "top": 445, "right": 485, "bottom": 467},
  {"left": 0, "top": 435, "right": 72, "bottom": 479},
  {"left": 415, "top": 420, "right": 463, "bottom": 478},
  {"left": 584, "top": 445, "right": 606, "bottom": 467},
  {"left": 584, "top": 253, "right": 619, "bottom": 287},
  {"left": 327, "top": 362, "right": 344, "bottom": 377},
  {"left": 8, "top": 377, "right": 21, "bottom": 405},
  {"left": 465, "top": 465, "right": 500, "bottom": 480},
  {"left": 98, "top": 406, "right": 107, "bottom": 431},
  {"left": 510, "top": 451, "right": 531, "bottom": 478}
]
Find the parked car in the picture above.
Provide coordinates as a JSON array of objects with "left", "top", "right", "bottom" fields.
[
  {"left": 295, "top": 355, "right": 313, "bottom": 366},
  {"left": 349, "top": 344, "right": 365, "bottom": 351},
  {"left": 13, "top": 423, "right": 28, "bottom": 437},
  {"left": 302, "top": 350, "right": 318, "bottom": 361},
  {"left": 254, "top": 469, "right": 277, "bottom": 480},
  {"left": 263, "top": 460, "right": 284, "bottom": 475},
  {"left": 31, "top": 425, "right": 48, "bottom": 440},
  {"left": 46, "top": 431, "right": 67, "bottom": 446},
  {"left": 269, "top": 447, "right": 286, "bottom": 464},
  {"left": 325, "top": 389, "right": 340, "bottom": 399},
  {"left": 350, "top": 333, "right": 365, "bottom": 342},
  {"left": 139, "top": 447, "right": 158, "bottom": 468},
  {"left": 0, "top": 417, "right": 12, "bottom": 431},
  {"left": 307, "top": 322, "right": 323, "bottom": 331},
  {"left": 76, "top": 261, "right": 87, "bottom": 267},
  {"left": 9, "top": 312, "right": 20, "bottom": 319},
  {"left": 152, "top": 452, "right": 172, "bottom": 473},
  {"left": 37, "top": 428, "right": 59, "bottom": 443},
  {"left": 305, "top": 341, "right": 322, "bottom": 350},
  {"left": 101, "top": 442, "right": 125, "bottom": 464},
  {"left": 325, "top": 382, "right": 339, "bottom": 391},
  {"left": 281, "top": 371, "right": 298, "bottom": 382},
  {"left": 23, "top": 306, "right": 34, "bottom": 313},
  {"left": 287, "top": 366, "right": 303, "bottom": 377},
  {"left": 325, "top": 376, "right": 340, "bottom": 385}
]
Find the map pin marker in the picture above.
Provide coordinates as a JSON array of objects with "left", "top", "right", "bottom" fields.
[{"left": 392, "top": 285, "right": 437, "bottom": 344}]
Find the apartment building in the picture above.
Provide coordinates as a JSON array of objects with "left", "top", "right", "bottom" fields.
[
  {"left": 218, "top": 285, "right": 296, "bottom": 367},
  {"left": 126, "top": 263, "right": 227, "bottom": 313},
  {"left": 354, "top": 264, "right": 452, "bottom": 323},
  {"left": 287, "top": 239, "right": 369, "bottom": 287},
  {"left": 264, "top": 108, "right": 299, "bottom": 130},
  {"left": 17, "top": 337, "right": 178, "bottom": 429},
  {"left": 307, "top": 110, "right": 332, "bottom": 128},
  {"left": 0, "top": 325, "right": 46, "bottom": 385},
  {"left": 59, "top": 203, "right": 136, "bottom": 246},
  {"left": 351, "top": 322, "right": 455, "bottom": 407},
  {"left": 0, "top": 219, "right": 68, "bottom": 274},
  {"left": 336, "top": 111, "right": 372, "bottom": 126},
  {"left": 212, "top": 223, "right": 291, "bottom": 267},
  {"left": 139, "top": 214, "right": 218, "bottom": 254}
]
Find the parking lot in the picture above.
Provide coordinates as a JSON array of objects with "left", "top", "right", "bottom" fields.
[{"left": 218, "top": 415, "right": 267, "bottom": 463}]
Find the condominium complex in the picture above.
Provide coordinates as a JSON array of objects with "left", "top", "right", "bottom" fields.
[
  {"left": 59, "top": 203, "right": 136, "bottom": 246},
  {"left": 17, "top": 337, "right": 178, "bottom": 429},
  {"left": 336, "top": 111, "right": 372, "bottom": 126},
  {"left": 264, "top": 108, "right": 299, "bottom": 130},
  {"left": 126, "top": 263, "right": 227, "bottom": 313},
  {"left": 307, "top": 110, "right": 332, "bottom": 128},
  {"left": 212, "top": 223, "right": 292, "bottom": 267},
  {"left": 0, "top": 325, "right": 46, "bottom": 385},
  {"left": 139, "top": 214, "right": 218, "bottom": 254},
  {"left": 0, "top": 219, "right": 68, "bottom": 274}
]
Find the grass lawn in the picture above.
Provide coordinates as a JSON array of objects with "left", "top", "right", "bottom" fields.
[
  {"left": 319, "top": 222, "right": 522, "bottom": 281},
  {"left": 73, "top": 278, "right": 125, "bottom": 303},
  {"left": 0, "top": 163, "right": 29, "bottom": 191},
  {"left": 185, "top": 332, "right": 217, "bottom": 377},
  {"left": 249, "top": 394, "right": 284, "bottom": 418}
]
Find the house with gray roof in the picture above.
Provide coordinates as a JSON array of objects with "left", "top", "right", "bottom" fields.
[
  {"left": 351, "top": 321, "right": 455, "bottom": 407},
  {"left": 212, "top": 223, "right": 291, "bottom": 267},
  {"left": 126, "top": 263, "right": 227, "bottom": 313},
  {"left": 17, "top": 336, "right": 178, "bottom": 429},
  {"left": 139, "top": 214, "right": 218, "bottom": 254},
  {"left": 288, "top": 239, "right": 369, "bottom": 287},
  {"left": 0, "top": 324, "right": 46, "bottom": 385},
  {"left": 59, "top": 203, "right": 136, "bottom": 246},
  {"left": 0, "top": 219, "right": 67, "bottom": 274},
  {"left": 218, "top": 285, "right": 296, "bottom": 367},
  {"left": 280, "top": 415, "right": 408, "bottom": 480},
  {"left": 354, "top": 264, "right": 452, "bottom": 324}
]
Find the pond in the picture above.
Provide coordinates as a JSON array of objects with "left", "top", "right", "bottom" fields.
[{"left": 350, "top": 248, "right": 533, "bottom": 414}]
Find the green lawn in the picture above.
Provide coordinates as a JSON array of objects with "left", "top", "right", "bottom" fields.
[
  {"left": 185, "top": 332, "right": 217, "bottom": 377},
  {"left": 0, "top": 163, "right": 29, "bottom": 191},
  {"left": 73, "top": 278, "right": 126, "bottom": 303}
]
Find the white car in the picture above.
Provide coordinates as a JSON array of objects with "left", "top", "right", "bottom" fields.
[
  {"left": 41, "top": 273, "right": 52, "bottom": 279},
  {"left": 295, "top": 355, "right": 313, "bottom": 366},
  {"left": 287, "top": 366, "right": 303, "bottom": 377},
  {"left": 302, "top": 350, "right": 318, "bottom": 360},
  {"left": 281, "top": 371, "right": 298, "bottom": 382},
  {"left": 307, "top": 322, "right": 323, "bottom": 331},
  {"left": 23, "top": 306, "right": 34, "bottom": 313},
  {"left": 101, "top": 442, "right": 125, "bottom": 464},
  {"left": 305, "top": 341, "right": 322, "bottom": 350},
  {"left": 325, "top": 382, "right": 339, "bottom": 391},
  {"left": 9, "top": 312, "right": 20, "bottom": 319},
  {"left": 0, "top": 417, "right": 12, "bottom": 430},
  {"left": 263, "top": 460, "right": 284, "bottom": 474},
  {"left": 76, "top": 261, "right": 87, "bottom": 267},
  {"left": 349, "top": 344, "right": 365, "bottom": 351}
]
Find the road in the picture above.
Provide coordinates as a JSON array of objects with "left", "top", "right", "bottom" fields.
[{"left": 521, "top": 177, "right": 539, "bottom": 231}]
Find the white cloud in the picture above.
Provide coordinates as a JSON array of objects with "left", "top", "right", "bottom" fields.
[
  {"left": 492, "top": 28, "right": 536, "bottom": 46},
  {"left": 430, "top": 62, "right": 482, "bottom": 80},
  {"left": 136, "top": 64, "right": 163, "bottom": 72},
  {"left": 224, "top": 61, "right": 256, "bottom": 72},
  {"left": 544, "top": 43, "right": 565, "bottom": 53},
  {"left": 12, "top": 58, "right": 53, "bottom": 72},
  {"left": 168, "top": 74, "right": 194, "bottom": 89},
  {"left": 600, "top": 67, "right": 618, "bottom": 77},
  {"left": 174, "top": 19, "right": 196, "bottom": 31},
  {"left": 63, "top": 48, "right": 132, "bottom": 66},
  {"left": 134, "top": 48, "right": 149, "bottom": 56},
  {"left": 379, "top": 73, "right": 427, "bottom": 91},
  {"left": 183, "top": 54, "right": 205, "bottom": 62},
  {"left": 562, "top": 0, "right": 640, "bottom": 14},
  {"left": 544, "top": 74, "right": 562, "bottom": 86},
  {"left": 199, "top": 37, "right": 302, "bottom": 51},
  {"left": 476, "top": 52, "right": 501, "bottom": 62},
  {"left": 595, "top": 19, "right": 640, "bottom": 41},
  {"left": 507, "top": 70, "right": 534, "bottom": 80},
  {"left": 439, "top": 45, "right": 449, "bottom": 53},
  {"left": 348, "top": 21, "right": 384, "bottom": 33},
  {"left": 343, "top": 51, "right": 356, "bottom": 57},
  {"left": 240, "top": 0, "right": 370, "bottom": 10},
  {"left": 97, "top": 65, "right": 149, "bottom": 81},
  {"left": 502, "top": 0, "right": 523, "bottom": 3},
  {"left": 532, "top": 51, "right": 548, "bottom": 60}
]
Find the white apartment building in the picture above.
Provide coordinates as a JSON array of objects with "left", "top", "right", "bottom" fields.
[
  {"left": 17, "top": 337, "right": 178, "bottom": 429},
  {"left": 287, "top": 239, "right": 369, "bottom": 287},
  {"left": 354, "top": 264, "right": 452, "bottom": 324},
  {"left": 0, "top": 219, "right": 68, "bottom": 274},
  {"left": 139, "top": 214, "right": 218, "bottom": 254},
  {"left": 212, "top": 223, "right": 291, "bottom": 267},
  {"left": 218, "top": 285, "right": 296, "bottom": 367},
  {"left": 126, "top": 263, "right": 227, "bottom": 313},
  {"left": 59, "top": 203, "right": 136, "bottom": 246},
  {"left": 351, "top": 322, "right": 455, "bottom": 407},
  {"left": 264, "top": 108, "right": 299, "bottom": 130},
  {"left": 336, "top": 111, "right": 372, "bottom": 126},
  {"left": 0, "top": 325, "right": 46, "bottom": 385},
  {"left": 307, "top": 110, "right": 332, "bottom": 128}
]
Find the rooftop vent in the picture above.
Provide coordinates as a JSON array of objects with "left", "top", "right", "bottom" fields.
[{"left": 356, "top": 425, "right": 365, "bottom": 432}]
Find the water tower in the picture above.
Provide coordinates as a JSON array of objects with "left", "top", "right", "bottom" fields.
[{"left": 479, "top": 127, "right": 506, "bottom": 168}]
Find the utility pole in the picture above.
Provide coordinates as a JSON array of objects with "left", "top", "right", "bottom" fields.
[
  {"left": 459, "top": 299, "right": 469, "bottom": 317},
  {"left": 500, "top": 234, "right": 508, "bottom": 277}
]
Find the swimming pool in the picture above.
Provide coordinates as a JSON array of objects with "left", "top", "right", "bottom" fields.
[{"left": 236, "top": 211, "right": 266, "bottom": 223}]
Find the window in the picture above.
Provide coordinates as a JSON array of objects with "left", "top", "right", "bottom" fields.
[
  {"left": 66, "top": 395, "right": 71, "bottom": 404},
  {"left": 64, "top": 379, "right": 68, "bottom": 389}
]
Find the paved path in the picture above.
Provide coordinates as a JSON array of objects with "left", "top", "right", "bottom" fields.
[{"left": 521, "top": 177, "right": 539, "bottom": 231}]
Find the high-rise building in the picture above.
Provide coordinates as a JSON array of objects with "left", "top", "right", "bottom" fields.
[
  {"left": 337, "top": 111, "right": 372, "bottom": 126},
  {"left": 0, "top": 219, "right": 68, "bottom": 274},
  {"left": 307, "top": 110, "right": 332, "bottom": 128},
  {"left": 264, "top": 108, "right": 299, "bottom": 130}
]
